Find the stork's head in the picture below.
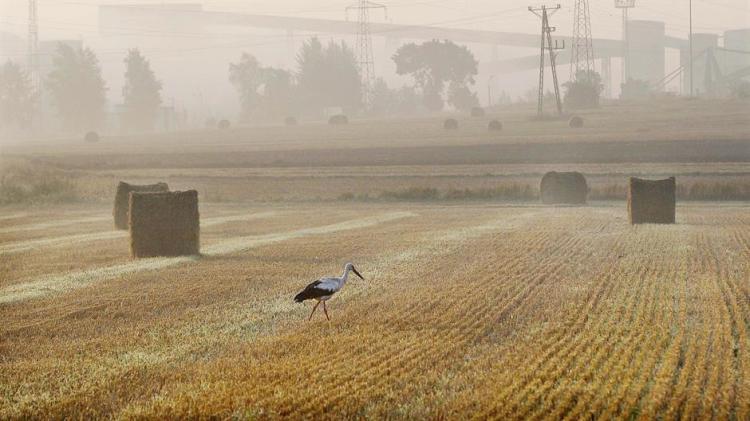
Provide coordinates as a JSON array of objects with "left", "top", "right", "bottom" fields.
[{"left": 345, "top": 262, "right": 364, "bottom": 280}]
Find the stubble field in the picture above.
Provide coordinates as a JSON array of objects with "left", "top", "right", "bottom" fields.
[
  {"left": 1, "top": 98, "right": 750, "bottom": 418},
  {"left": 2, "top": 202, "right": 750, "bottom": 418}
]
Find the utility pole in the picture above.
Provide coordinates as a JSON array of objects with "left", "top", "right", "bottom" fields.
[
  {"left": 615, "top": 1, "right": 635, "bottom": 84},
  {"left": 346, "top": 0, "right": 387, "bottom": 109},
  {"left": 529, "top": 4, "right": 564, "bottom": 117},
  {"left": 570, "top": 0, "right": 595, "bottom": 79},
  {"left": 689, "top": 0, "right": 694, "bottom": 96},
  {"left": 28, "top": 0, "right": 39, "bottom": 89}
]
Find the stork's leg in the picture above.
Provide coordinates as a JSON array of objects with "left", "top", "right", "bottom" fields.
[
  {"left": 308, "top": 301, "right": 321, "bottom": 321},
  {"left": 323, "top": 301, "right": 330, "bottom": 321}
]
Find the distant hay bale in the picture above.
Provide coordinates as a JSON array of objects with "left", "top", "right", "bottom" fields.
[
  {"left": 470, "top": 107, "right": 485, "bottom": 117},
  {"left": 129, "top": 190, "right": 200, "bottom": 258},
  {"left": 540, "top": 171, "right": 588, "bottom": 204},
  {"left": 113, "top": 181, "right": 169, "bottom": 230},
  {"left": 328, "top": 114, "right": 349, "bottom": 125},
  {"left": 488, "top": 120, "right": 503, "bottom": 131},
  {"left": 569, "top": 116, "right": 584, "bottom": 128},
  {"left": 444, "top": 118, "right": 459, "bottom": 130},
  {"left": 84, "top": 131, "right": 100, "bottom": 143},
  {"left": 217, "top": 119, "right": 231, "bottom": 130},
  {"left": 284, "top": 116, "right": 298, "bottom": 126},
  {"left": 628, "top": 177, "right": 676, "bottom": 224}
]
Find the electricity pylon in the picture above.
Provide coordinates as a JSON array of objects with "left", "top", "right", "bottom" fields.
[
  {"left": 529, "top": 4, "right": 564, "bottom": 117},
  {"left": 346, "top": 0, "right": 387, "bottom": 109},
  {"left": 570, "top": 0, "right": 594, "bottom": 79}
]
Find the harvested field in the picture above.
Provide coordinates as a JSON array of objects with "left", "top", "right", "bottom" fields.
[
  {"left": 1, "top": 99, "right": 749, "bottom": 418},
  {"left": 2, "top": 202, "right": 750, "bottom": 418}
]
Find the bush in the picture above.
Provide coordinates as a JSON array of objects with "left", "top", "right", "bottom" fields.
[
  {"left": 620, "top": 78, "right": 652, "bottom": 100},
  {"left": 0, "top": 162, "right": 80, "bottom": 204},
  {"left": 563, "top": 70, "right": 603, "bottom": 109},
  {"left": 488, "top": 120, "right": 503, "bottom": 131},
  {"left": 328, "top": 114, "right": 349, "bottom": 125},
  {"left": 379, "top": 187, "right": 439, "bottom": 201},
  {"left": 217, "top": 119, "right": 231, "bottom": 130},
  {"left": 443, "top": 118, "right": 458, "bottom": 130},
  {"left": 284, "top": 116, "right": 298, "bottom": 126},
  {"left": 569, "top": 116, "right": 584, "bottom": 128}
]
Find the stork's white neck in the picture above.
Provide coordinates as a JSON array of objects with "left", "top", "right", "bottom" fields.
[{"left": 340, "top": 266, "right": 352, "bottom": 286}]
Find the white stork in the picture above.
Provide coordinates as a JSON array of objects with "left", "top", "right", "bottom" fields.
[{"left": 294, "top": 262, "right": 364, "bottom": 321}]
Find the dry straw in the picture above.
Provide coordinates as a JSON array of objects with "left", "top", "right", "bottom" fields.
[
  {"left": 113, "top": 181, "right": 169, "bottom": 230},
  {"left": 129, "top": 190, "right": 200, "bottom": 258},
  {"left": 628, "top": 177, "right": 676, "bottom": 224},
  {"left": 569, "top": 116, "right": 584, "bottom": 128},
  {"left": 540, "top": 171, "right": 588, "bottom": 204}
]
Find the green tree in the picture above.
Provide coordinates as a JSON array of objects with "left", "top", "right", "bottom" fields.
[
  {"left": 563, "top": 70, "right": 603, "bottom": 109},
  {"left": 229, "top": 53, "right": 294, "bottom": 122},
  {"left": 296, "top": 38, "right": 361, "bottom": 116},
  {"left": 0, "top": 60, "right": 35, "bottom": 130},
  {"left": 46, "top": 43, "right": 107, "bottom": 131},
  {"left": 392, "top": 40, "right": 478, "bottom": 112},
  {"left": 122, "top": 49, "right": 162, "bottom": 132}
]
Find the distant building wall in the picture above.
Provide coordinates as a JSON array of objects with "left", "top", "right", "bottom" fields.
[
  {"left": 680, "top": 33, "right": 719, "bottom": 95},
  {"left": 627, "top": 20, "right": 665, "bottom": 86},
  {"left": 723, "top": 28, "right": 750, "bottom": 79}
]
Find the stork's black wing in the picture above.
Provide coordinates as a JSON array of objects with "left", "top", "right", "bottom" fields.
[{"left": 294, "top": 279, "right": 336, "bottom": 302}]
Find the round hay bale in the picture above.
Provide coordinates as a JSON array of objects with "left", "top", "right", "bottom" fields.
[
  {"left": 443, "top": 118, "right": 459, "bottom": 130},
  {"left": 217, "top": 119, "right": 231, "bottom": 130},
  {"left": 488, "top": 120, "right": 503, "bottom": 131},
  {"left": 540, "top": 171, "right": 588, "bottom": 204},
  {"left": 284, "top": 116, "right": 298, "bottom": 126},
  {"left": 568, "top": 116, "right": 584, "bottom": 128},
  {"left": 470, "top": 107, "right": 485, "bottom": 117},
  {"left": 84, "top": 131, "right": 100, "bottom": 143},
  {"left": 328, "top": 114, "right": 349, "bottom": 125}
]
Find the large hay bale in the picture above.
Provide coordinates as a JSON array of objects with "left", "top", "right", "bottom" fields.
[
  {"left": 470, "top": 107, "right": 485, "bottom": 117},
  {"left": 328, "top": 114, "right": 349, "bottom": 125},
  {"left": 113, "top": 181, "right": 169, "bottom": 230},
  {"left": 540, "top": 171, "right": 588, "bottom": 204},
  {"left": 488, "top": 119, "right": 503, "bottom": 131},
  {"left": 569, "top": 116, "right": 584, "bottom": 128},
  {"left": 444, "top": 118, "right": 459, "bottom": 130},
  {"left": 217, "top": 119, "right": 231, "bottom": 130},
  {"left": 628, "top": 177, "right": 676, "bottom": 224},
  {"left": 84, "top": 131, "right": 100, "bottom": 143},
  {"left": 129, "top": 190, "right": 200, "bottom": 258},
  {"left": 284, "top": 116, "right": 298, "bottom": 126}
]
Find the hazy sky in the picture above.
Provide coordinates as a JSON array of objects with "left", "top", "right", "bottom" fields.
[{"left": 1, "top": 0, "right": 749, "bottom": 41}]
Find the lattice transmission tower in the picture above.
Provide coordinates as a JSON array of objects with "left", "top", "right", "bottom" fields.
[
  {"left": 570, "top": 0, "right": 595, "bottom": 79},
  {"left": 346, "top": 0, "right": 387, "bottom": 108}
]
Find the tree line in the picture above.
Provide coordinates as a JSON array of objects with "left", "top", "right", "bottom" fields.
[{"left": 1, "top": 44, "right": 161, "bottom": 134}]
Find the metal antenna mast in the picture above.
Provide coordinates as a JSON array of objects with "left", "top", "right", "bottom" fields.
[
  {"left": 346, "top": 0, "right": 387, "bottom": 108},
  {"left": 529, "top": 4, "right": 564, "bottom": 117},
  {"left": 570, "top": 0, "right": 595, "bottom": 79},
  {"left": 28, "top": 0, "right": 39, "bottom": 90}
]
